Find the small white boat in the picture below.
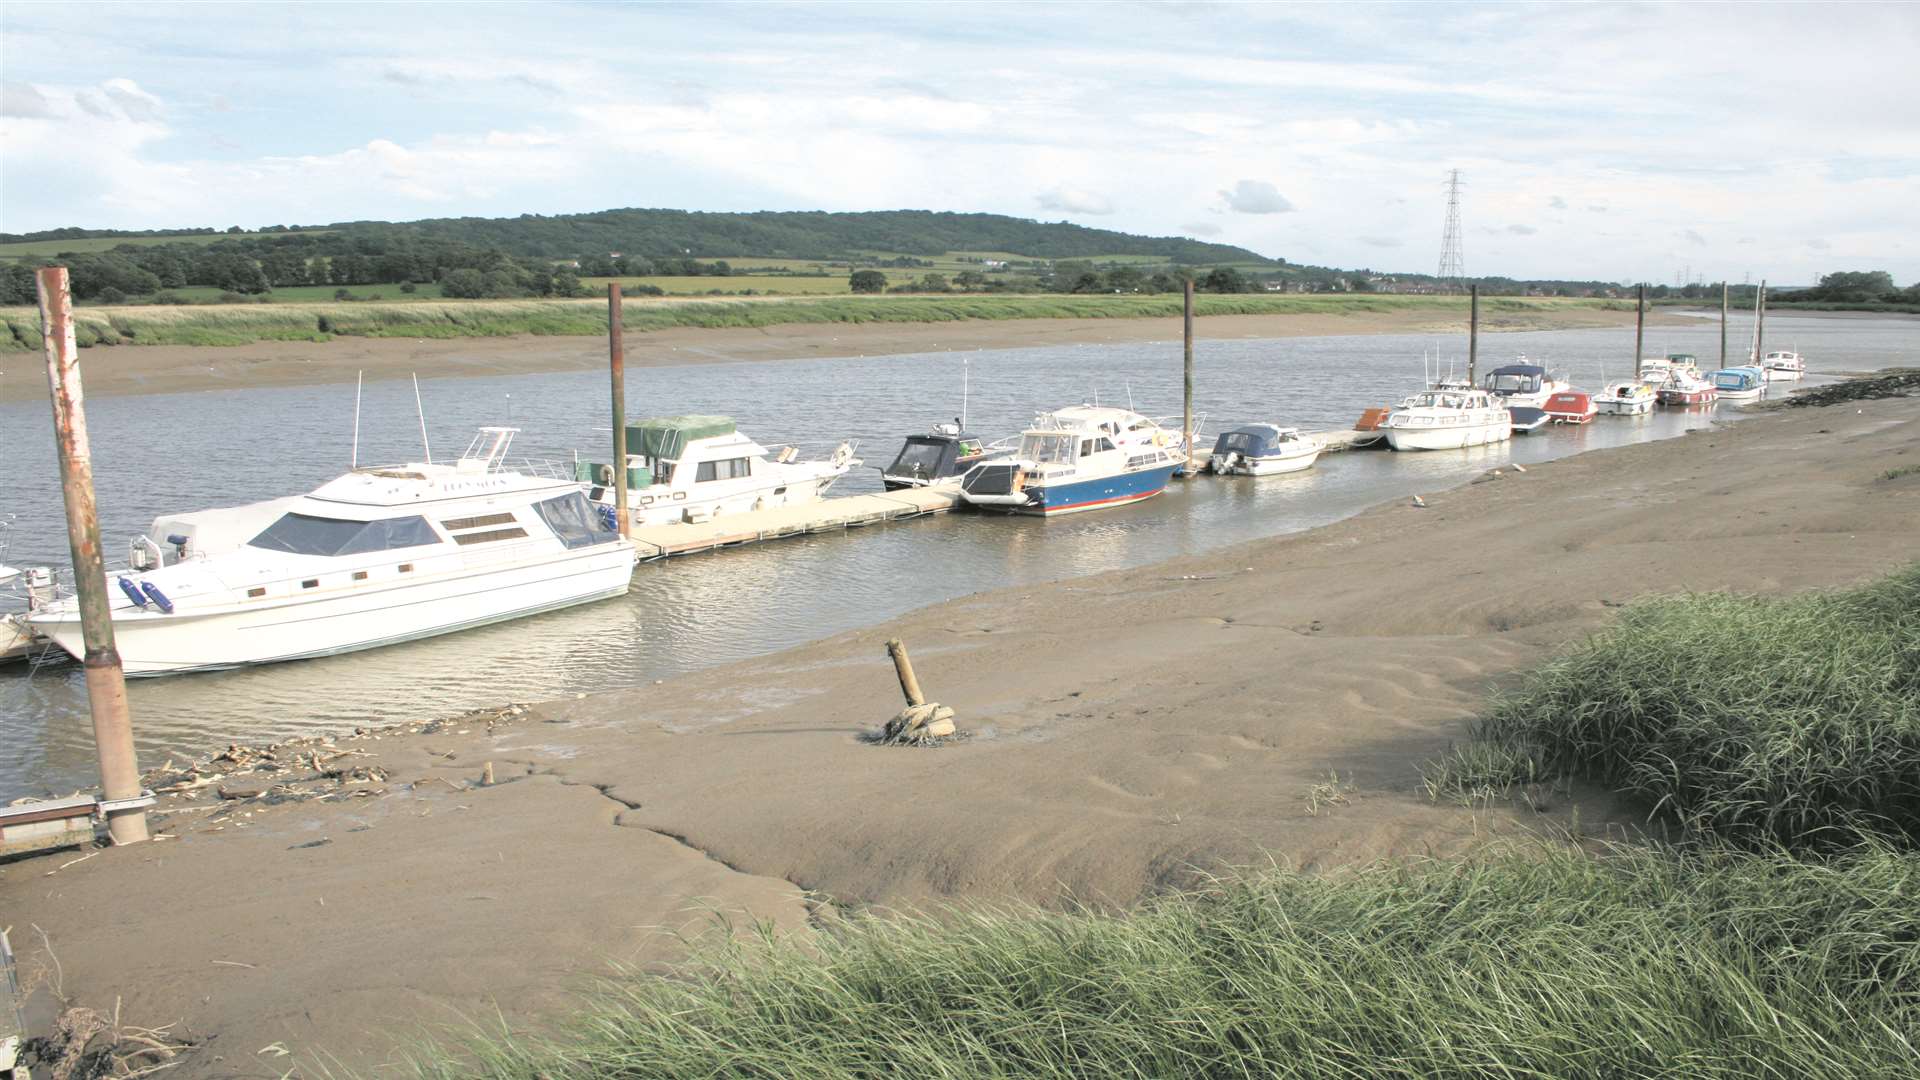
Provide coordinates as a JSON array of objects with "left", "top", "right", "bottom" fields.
[
  {"left": 881, "top": 423, "right": 1008, "bottom": 490},
  {"left": 27, "top": 429, "right": 637, "bottom": 676},
  {"left": 1384, "top": 388, "right": 1512, "bottom": 451},
  {"left": 585, "top": 415, "right": 858, "bottom": 529},
  {"left": 1711, "top": 365, "right": 1767, "bottom": 401},
  {"left": 1207, "top": 424, "right": 1323, "bottom": 476},
  {"left": 1596, "top": 381, "right": 1656, "bottom": 415},
  {"left": 1655, "top": 355, "right": 1717, "bottom": 406},
  {"left": 1760, "top": 350, "right": 1806, "bottom": 382},
  {"left": 959, "top": 405, "right": 1184, "bottom": 515}
]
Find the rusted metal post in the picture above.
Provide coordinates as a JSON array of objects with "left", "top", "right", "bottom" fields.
[
  {"left": 1755, "top": 279, "right": 1767, "bottom": 363},
  {"left": 36, "top": 266, "right": 147, "bottom": 846},
  {"left": 1718, "top": 281, "right": 1731, "bottom": 366},
  {"left": 1182, "top": 278, "right": 1194, "bottom": 475},
  {"left": 1634, "top": 284, "right": 1646, "bottom": 379},
  {"left": 885, "top": 638, "right": 926, "bottom": 707},
  {"left": 1468, "top": 283, "right": 1480, "bottom": 386},
  {"left": 607, "top": 284, "right": 631, "bottom": 538}
]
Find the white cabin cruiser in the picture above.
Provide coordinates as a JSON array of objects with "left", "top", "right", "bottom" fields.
[
  {"left": 584, "top": 415, "right": 857, "bottom": 529},
  {"left": 1596, "top": 381, "right": 1657, "bottom": 415},
  {"left": 1207, "top": 424, "right": 1323, "bottom": 476},
  {"left": 1760, "top": 350, "right": 1806, "bottom": 382},
  {"left": 1384, "top": 388, "right": 1512, "bottom": 451},
  {"left": 958, "top": 405, "right": 1184, "bottom": 515},
  {"left": 26, "top": 429, "right": 636, "bottom": 676}
]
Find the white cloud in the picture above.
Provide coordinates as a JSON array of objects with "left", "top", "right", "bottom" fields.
[
  {"left": 1507, "top": 224, "right": 1537, "bottom": 236},
  {"left": 1360, "top": 236, "right": 1404, "bottom": 247},
  {"left": 1219, "top": 180, "right": 1294, "bottom": 215},
  {"left": 1035, "top": 187, "right": 1114, "bottom": 215},
  {"left": 1181, "top": 221, "right": 1223, "bottom": 236},
  {"left": 1547, "top": 195, "right": 1567, "bottom": 209},
  {"left": 1, "top": 80, "right": 53, "bottom": 118}
]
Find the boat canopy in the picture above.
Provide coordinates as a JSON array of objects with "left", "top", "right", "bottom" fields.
[
  {"left": 1483, "top": 364, "right": 1546, "bottom": 392},
  {"left": 1668, "top": 353, "right": 1698, "bottom": 363},
  {"left": 625, "top": 415, "right": 736, "bottom": 461},
  {"left": 1211, "top": 424, "right": 1298, "bottom": 457}
]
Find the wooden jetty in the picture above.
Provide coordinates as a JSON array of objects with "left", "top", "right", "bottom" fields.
[{"left": 628, "top": 484, "right": 962, "bottom": 559}]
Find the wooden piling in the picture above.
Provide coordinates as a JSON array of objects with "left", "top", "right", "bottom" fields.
[
  {"left": 1728, "top": 278, "right": 1743, "bottom": 367},
  {"left": 608, "top": 284, "right": 631, "bottom": 538},
  {"left": 36, "top": 266, "right": 146, "bottom": 845},
  {"left": 1468, "top": 284, "right": 1479, "bottom": 386},
  {"left": 1634, "top": 284, "right": 1645, "bottom": 379},
  {"left": 1756, "top": 279, "right": 1767, "bottom": 363},
  {"left": 1182, "top": 278, "right": 1194, "bottom": 476},
  {"left": 885, "top": 638, "right": 926, "bottom": 707},
  {"left": 481, "top": 761, "right": 495, "bottom": 787}
]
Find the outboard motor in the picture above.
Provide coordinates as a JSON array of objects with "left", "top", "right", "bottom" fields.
[
  {"left": 129, "top": 535, "right": 163, "bottom": 572},
  {"left": 24, "top": 567, "right": 54, "bottom": 611}
]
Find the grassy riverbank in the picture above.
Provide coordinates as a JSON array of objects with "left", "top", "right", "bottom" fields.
[
  {"left": 1426, "top": 562, "right": 1920, "bottom": 849},
  {"left": 0, "top": 293, "right": 1627, "bottom": 352},
  {"left": 405, "top": 842, "right": 1920, "bottom": 1080}
]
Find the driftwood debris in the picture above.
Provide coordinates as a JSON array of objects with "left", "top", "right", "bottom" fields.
[{"left": 878, "top": 639, "right": 959, "bottom": 745}]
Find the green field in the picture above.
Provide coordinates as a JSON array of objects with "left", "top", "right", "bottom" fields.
[
  {"left": 584, "top": 274, "right": 855, "bottom": 296},
  {"left": 0, "top": 293, "right": 1614, "bottom": 353},
  {"left": 0, "top": 230, "right": 332, "bottom": 259},
  {"left": 162, "top": 282, "right": 452, "bottom": 303}
]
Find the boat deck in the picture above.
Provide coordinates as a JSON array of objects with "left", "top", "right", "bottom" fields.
[
  {"left": 1183, "top": 428, "right": 1384, "bottom": 471},
  {"left": 626, "top": 484, "right": 962, "bottom": 559}
]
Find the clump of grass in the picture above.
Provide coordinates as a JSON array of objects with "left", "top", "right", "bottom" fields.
[
  {"left": 1882, "top": 463, "right": 1920, "bottom": 481},
  {"left": 1460, "top": 564, "right": 1920, "bottom": 849},
  {"left": 1301, "top": 768, "right": 1353, "bottom": 816},
  {"left": 396, "top": 843, "right": 1920, "bottom": 1079},
  {"left": 1421, "top": 740, "right": 1549, "bottom": 805}
]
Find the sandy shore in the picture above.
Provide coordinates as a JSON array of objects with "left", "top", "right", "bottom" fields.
[
  {"left": 5, "top": 389, "right": 1915, "bottom": 1077},
  {"left": 0, "top": 303, "right": 1680, "bottom": 404}
]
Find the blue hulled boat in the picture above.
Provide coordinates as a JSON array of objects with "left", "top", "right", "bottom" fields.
[{"left": 958, "top": 405, "right": 1184, "bottom": 516}]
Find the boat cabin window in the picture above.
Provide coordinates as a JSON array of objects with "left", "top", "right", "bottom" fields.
[
  {"left": 1486, "top": 373, "right": 1539, "bottom": 393},
  {"left": 453, "top": 527, "right": 529, "bottom": 546},
  {"left": 1079, "top": 436, "right": 1116, "bottom": 456},
  {"left": 889, "top": 439, "right": 950, "bottom": 476},
  {"left": 531, "top": 492, "right": 618, "bottom": 549},
  {"left": 248, "top": 513, "right": 440, "bottom": 558},
  {"left": 1020, "top": 433, "right": 1076, "bottom": 464},
  {"left": 441, "top": 512, "right": 517, "bottom": 532},
  {"left": 695, "top": 457, "right": 752, "bottom": 482}
]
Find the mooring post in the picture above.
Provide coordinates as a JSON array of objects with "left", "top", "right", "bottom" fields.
[
  {"left": 1634, "top": 283, "right": 1646, "bottom": 380},
  {"left": 885, "top": 638, "right": 926, "bottom": 707},
  {"left": 36, "top": 266, "right": 147, "bottom": 846},
  {"left": 1468, "top": 283, "right": 1479, "bottom": 386},
  {"left": 607, "top": 284, "right": 631, "bottom": 538},
  {"left": 1182, "top": 278, "right": 1194, "bottom": 475},
  {"left": 1755, "top": 279, "right": 1767, "bottom": 363},
  {"left": 1728, "top": 278, "right": 1743, "bottom": 367}
]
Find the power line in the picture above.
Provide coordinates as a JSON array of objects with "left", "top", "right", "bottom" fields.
[{"left": 1438, "top": 169, "right": 1465, "bottom": 291}]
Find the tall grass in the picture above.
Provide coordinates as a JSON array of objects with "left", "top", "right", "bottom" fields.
[
  {"left": 396, "top": 843, "right": 1920, "bottom": 1079},
  {"left": 1433, "top": 564, "right": 1920, "bottom": 848},
  {"left": 0, "top": 294, "right": 1626, "bottom": 353}
]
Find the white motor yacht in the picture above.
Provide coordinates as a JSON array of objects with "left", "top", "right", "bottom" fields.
[
  {"left": 1481, "top": 361, "right": 1569, "bottom": 408},
  {"left": 958, "top": 405, "right": 1184, "bottom": 515},
  {"left": 1760, "top": 350, "right": 1806, "bottom": 382},
  {"left": 1206, "top": 424, "right": 1323, "bottom": 476},
  {"left": 26, "top": 429, "right": 637, "bottom": 676},
  {"left": 585, "top": 415, "right": 858, "bottom": 529},
  {"left": 1596, "top": 381, "right": 1657, "bottom": 415},
  {"left": 1384, "top": 388, "right": 1512, "bottom": 451}
]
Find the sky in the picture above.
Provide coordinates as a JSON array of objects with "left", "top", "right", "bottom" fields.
[{"left": 3, "top": 1, "right": 1918, "bottom": 284}]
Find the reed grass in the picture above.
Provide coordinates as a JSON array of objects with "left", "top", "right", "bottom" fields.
[
  {"left": 393, "top": 842, "right": 1920, "bottom": 1079},
  {"left": 1430, "top": 564, "right": 1920, "bottom": 849},
  {"left": 0, "top": 294, "right": 1626, "bottom": 353}
]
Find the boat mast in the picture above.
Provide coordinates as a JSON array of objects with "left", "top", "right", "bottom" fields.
[
  {"left": 411, "top": 373, "right": 432, "bottom": 464},
  {"left": 962, "top": 358, "right": 969, "bottom": 431},
  {"left": 1468, "top": 283, "right": 1479, "bottom": 387},
  {"left": 1719, "top": 282, "right": 1728, "bottom": 369},
  {"left": 1634, "top": 283, "right": 1645, "bottom": 380},
  {"left": 351, "top": 370, "right": 363, "bottom": 469}
]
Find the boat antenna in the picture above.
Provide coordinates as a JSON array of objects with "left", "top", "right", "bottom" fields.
[
  {"left": 961, "top": 358, "right": 969, "bottom": 432},
  {"left": 411, "top": 372, "right": 432, "bottom": 464},
  {"left": 351, "top": 369, "right": 363, "bottom": 469},
  {"left": 1126, "top": 381, "right": 1135, "bottom": 412}
]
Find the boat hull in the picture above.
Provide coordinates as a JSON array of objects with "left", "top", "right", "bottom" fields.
[
  {"left": 1657, "top": 388, "right": 1717, "bottom": 406},
  {"left": 1595, "top": 397, "right": 1654, "bottom": 415},
  {"left": 982, "top": 464, "right": 1178, "bottom": 516},
  {"left": 1227, "top": 450, "right": 1320, "bottom": 476},
  {"left": 1385, "top": 422, "right": 1511, "bottom": 452},
  {"left": 30, "top": 545, "right": 636, "bottom": 676},
  {"left": 1763, "top": 367, "right": 1803, "bottom": 383}
]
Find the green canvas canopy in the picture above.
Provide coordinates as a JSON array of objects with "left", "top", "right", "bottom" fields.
[{"left": 626, "top": 415, "right": 735, "bottom": 460}]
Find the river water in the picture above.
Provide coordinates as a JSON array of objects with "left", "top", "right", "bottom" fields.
[{"left": 1, "top": 313, "right": 1909, "bottom": 798}]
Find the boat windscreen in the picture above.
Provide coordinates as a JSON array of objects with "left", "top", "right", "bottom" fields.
[
  {"left": 248, "top": 513, "right": 439, "bottom": 557},
  {"left": 1020, "top": 433, "right": 1076, "bottom": 464},
  {"left": 532, "top": 492, "right": 617, "bottom": 549},
  {"left": 888, "top": 439, "right": 951, "bottom": 478},
  {"left": 1215, "top": 432, "right": 1271, "bottom": 455}
]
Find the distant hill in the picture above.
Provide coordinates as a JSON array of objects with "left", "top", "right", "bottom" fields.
[{"left": 4, "top": 209, "right": 1273, "bottom": 266}]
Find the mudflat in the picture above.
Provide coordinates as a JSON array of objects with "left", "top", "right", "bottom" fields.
[
  {"left": 4, "top": 391, "right": 1914, "bottom": 1078},
  {"left": 0, "top": 303, "right": 1679, "bottom": 403}
]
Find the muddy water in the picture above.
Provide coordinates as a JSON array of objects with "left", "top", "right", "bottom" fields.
[{"left": 0, "top": 313, "right": 1907, "bottom": 797}]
